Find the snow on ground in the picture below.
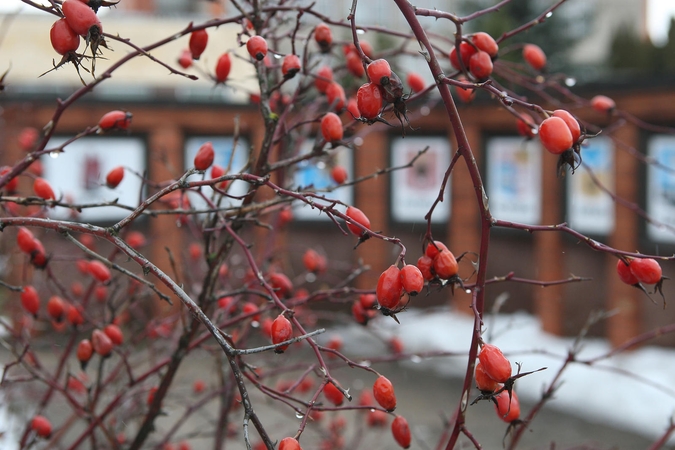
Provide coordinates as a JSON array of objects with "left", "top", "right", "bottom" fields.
[{"left": 337, "top": 308, "right": 675, "bottom": 444}]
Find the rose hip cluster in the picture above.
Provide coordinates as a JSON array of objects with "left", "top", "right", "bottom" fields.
[{"left": 475, "top": 344, "right": 521, "bottom": 424}]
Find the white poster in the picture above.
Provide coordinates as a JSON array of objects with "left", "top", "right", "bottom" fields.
[
  {"left": 566, "top": 137, "right": 614, "bottom": 234},
  {"left": 647, "top": 135, "right": 675, "bottom": 243},
  {"left": 291, "top": 140, "right": 353, "bottom": 221},
  {"left": 390, "top": 136, "right": 451, "bottom": 224},
  {"left": 184, "top": 136, "right": 249, "bottom": 210},
  {"left": 486, "top": 137, "right": 541, "bottom": 224},
  {"left": 43, "top": 137, "right": 146, "bottom": 221}
]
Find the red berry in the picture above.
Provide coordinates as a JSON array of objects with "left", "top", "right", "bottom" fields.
[
  {"left": 552, "top": 109, "right": 581, "bottom": 143},
  {"left": 400, "top": 264, "right": 424, "bottom": 295},
  {"left": 31, "top": 415, "right": 52, "bottom": 438},
  {"left": 325, "top": 82, "right": 346, "bottom": 111},
  {"left": 368, "top": 409, "right": 388, "bottom": 427},
  {"left": 345, "top": 205, "right": 371, "bottom": 236},
  {"left": 126, "top": 231, "right": 146, "bottom": 249},
  {"left": 67, "top": 303, "right": 84, "bottom": 326},
  {"left": 377, "top": 265, "right": 403, "bottom": 310},
  {"left": 269, "top": 272, "right": 293, "bottom": 298},
  {"left": 88, "top": 260, "right": 111, "bottom": 283},
  {"left": 194, "top": 141, "right": 215, "bottom": 170},
  {"left": 242, "top": 302, "right": 260, "bottom": 321},
  {"left": 106, "top": 166, "right": 124, "bottom": 188},
  {"left": 314, "top": 23, "right": 333, "bottom": 51},
  {"left": 391, "top": 415, "right": 411, "bottom": 448},
  {"left": 193, "top": 379, "right": 206, "bottom": 393},
  {"left": 471, "top": 32, "right": 498, "bottom": 58},
  {"left": 62, "top": 0, "right": 101, "bottom": 37},
  {"left": 416, "top": 255, "right": 434, "bottom": 281},
  {"left": 346, "top": 51, "right": 365, "bottom": 78},
  {"left": 246, "top": 35, "right": 268, "bottom": 61},
  {"left": 33, "top": 177, "right": 55, "bottom": 200},
  {"left": 516, "top": 113, "right": 537, "bottom": 139},
  {"left": 406, "top": 72, "right": 425, "bottom": 93},
  {"left": 449, "top": 41, "right": 476, "bottom": 70},
  {"left": 356, "top": 82, "right": 383, "bottom": 120},
  {"left": 389, "top": 336, "right": 404, "bottom": 354},
  {"left": 539, "top": 116, "right": 573, "bottom": 155},
  {"left": 189, "top": 29, "right": 208, "bottom": 60},
  {"left": 475, "top": 361, "right": 500, "bottom": 392},
  {"left": 321, "top": 112, "right": 343, "bottom": 142},
  {"left": 279, "top": 437, "right": 302, "bottom": 450},
  {"left": 279, "top": 208, "right": 293, "bottom": 226},
  {"left": 323, "top": 381, "right": 344, "bottom": 406},
  {"left": 104, "top": 324, "right": 124, "bottom": 345},
  {"left": 373, "top": 375, "right": 396, "bottom": 412},
  {"left": 478, "top": 343, "right": 511, "bottom": 383},
  {"left": 47, "top": 296, "right": 65, "bottom": 322},
  {"left": 314, "top": 66, "right": 333, "bottom": 93},
  {"left": 367, "top": 59, "right": 392, "bottom": 86},
  {"left": 17, "top": 227, "right": 38, "bottom": 254},
  {"left": 359, "top": 293, "right": 377, "bottom": 310},
  {"left": 469, "top": 50, "right": 493, "bottom": 80},
  {"left": 282, "top": 54, "right": 301, "bottom": 78},
  {"left": 271, "top": 314, "right": 293, "bottom": 353},
  {"left": 91, "top": 328, "right": 113, "bottom": 356},
  {"left": 1, "top": 166, "right": 19, "bottom": 193},
  {"left": 303, "top": 248, "right": 327, "bottom": 273},
  {"left": 178, "top": 49, "right": 192, "bottom": 69},
  {"left": 331, "top": 165, "right": 348, "bottom": 185},
  {"left": 494, "top": 389, "right": 520, "bottom": 422},
  {"left": 215, "top": 53, "right": 232, "bottom": 83},
  {"left": 630, "top": 258, "right": 662, "bottom": 284},
  {"left": 352, "top": 300, "right": 369, "bottom": 325},
  {"left": 50, "top": 18, "right": 80, "bottom": 55},
  {"left": 21, "top": 286, "right": 40, "bottom": 316},
  {"left": 616, "top": 259, "right": 638, "bottom": 285},
  {"left": 590, "top": 95, "right": 615, "bottom": 113},
  {"left": 347, "top": 97, "right": 360, "bottom": 118},
  {"left": 454, "top": 77, "right": 475, "bottom": 103},
  {"left": 77, "top": 339, "right": 93, "bottom": 363},
  {"left": 147, "top": 386, "right": 158, "bottom": 405},
  {"left": 433, "top": 251, "right": 458, "bottom": 279},
  {"left": 523, "top": 44, "right": 546, "bottom": 70},
  {"left": 98, "top": 110, "right": 132, "bottom": 131},
  {"left": 18, "top": 127, "right": 39, "bottom": 152}
]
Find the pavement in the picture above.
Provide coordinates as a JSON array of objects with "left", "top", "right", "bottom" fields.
[{"left": 0, "top": 339, "right": 658, "bottom": 450}]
